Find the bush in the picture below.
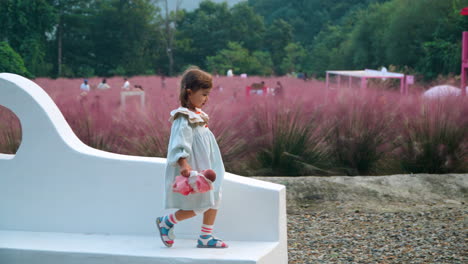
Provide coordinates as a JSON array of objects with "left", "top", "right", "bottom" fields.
[
  {"left": 61, "top": 99, "right": 123, "bottom": 153},
  {"left": 396, "top": 98, "right": 468, "bottom": 173},
  {"left": 125, "top": 112, "right": 170, "bottom": 158},
  {"left": 0, "top": 42, "right": 32, "bottom": 78},
  {"left": 324, "top": 93, "right": 397, "bottom": 175},
  {"left": 250, "top": 102, "right": 331, "bottom": 176},
  {"left": 209, "top": 106, "right": 250, "bottom": 175},
  {"left": 416, "top": 40, "right": 460, "bottom": 80},
  {"left": 12, "top": 76, "right": 468, "bottom": 176}
]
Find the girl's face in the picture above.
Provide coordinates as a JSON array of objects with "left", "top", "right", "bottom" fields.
[{"left": 188, "top": 88, "right": 211, "bottom": 109}]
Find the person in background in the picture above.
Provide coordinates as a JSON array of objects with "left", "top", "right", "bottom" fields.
[
  {"left": 134, "top": 84, "right": 144, "bottom": 90},
  {"left": 161, "top": 75, "right": 166, "bottom": 89},
  {"left": 80, "top": 79, "right": 90, "bottom": 92},
  {"left": 97, "top": 78, "right": 110, "bottom": 90},
  {"left": 274, "top": 81, "right": 284, "bottom": 97},
  {"left": 122, "top": 78, "right": 130, "bottom": 90}
]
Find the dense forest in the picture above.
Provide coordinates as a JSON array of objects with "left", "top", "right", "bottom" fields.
[{"left": 0, "top": 0, "right": 467, "bottom": 79}]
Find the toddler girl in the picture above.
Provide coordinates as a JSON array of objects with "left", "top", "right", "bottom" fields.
[{"left": 156, "top": 67, "right": 228, "bottom": 248}]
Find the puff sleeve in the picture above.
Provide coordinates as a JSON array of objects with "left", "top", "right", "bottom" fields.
[{"left": 167, "top": 116, "right": 193, "bottom": 167}]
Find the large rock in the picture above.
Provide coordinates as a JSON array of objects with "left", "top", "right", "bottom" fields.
[{"left": 423, "top": 85, "right": 468, "bottom": 98}]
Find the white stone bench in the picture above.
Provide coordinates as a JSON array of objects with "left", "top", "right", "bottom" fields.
[{"left": 0, "top": 73, "right": 287, "bottom": 264}]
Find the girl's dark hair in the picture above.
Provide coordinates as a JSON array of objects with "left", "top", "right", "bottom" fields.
[{"left": 179, "top": 66, "right": 212, "bottom": 107}]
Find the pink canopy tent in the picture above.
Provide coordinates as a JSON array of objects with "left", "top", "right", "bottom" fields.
[{"left": 325, "top": 69, "right": 409, "bottom": 95}]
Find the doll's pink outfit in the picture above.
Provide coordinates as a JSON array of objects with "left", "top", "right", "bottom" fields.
[{"left": 172, "top": 171, "right": 214, "bottom": 196}]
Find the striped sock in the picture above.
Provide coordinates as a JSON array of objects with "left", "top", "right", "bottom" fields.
[
  {"left": 201, "top": 224, "right": 214, "bottom": 236},
  {"left": 164, "top": 213, "right": 179, "bottom": 228}
]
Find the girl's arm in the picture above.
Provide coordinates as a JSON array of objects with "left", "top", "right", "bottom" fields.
[
  {"left": 167, "top": 117, "right": 193, "bottom": 169},
  {"left": 178, "top": 158, "right": 192, "bottom": 177}
]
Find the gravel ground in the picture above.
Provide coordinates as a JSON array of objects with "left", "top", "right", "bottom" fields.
[{"left": 287, "top": 202, "right": 467, "bottom": 264}]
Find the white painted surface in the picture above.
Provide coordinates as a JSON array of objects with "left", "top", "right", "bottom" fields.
[
  {"left": 0, "top": 73, "right": 287, "bottom": 263},
  {"left": 0, "top": 230, "right": 278, "bottom": 264}
]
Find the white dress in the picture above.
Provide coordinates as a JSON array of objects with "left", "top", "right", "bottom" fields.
[{"left": 164, "top": 107, "right": 225, "bottom": 210}]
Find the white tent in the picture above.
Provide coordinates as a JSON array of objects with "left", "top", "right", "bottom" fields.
[{"left": 326, "top": 69, "right": 408, "bottom": 94}]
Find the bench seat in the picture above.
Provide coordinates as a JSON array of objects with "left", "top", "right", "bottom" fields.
[{"left": 0, "top": 230, "right": 280, "bottom": 264}]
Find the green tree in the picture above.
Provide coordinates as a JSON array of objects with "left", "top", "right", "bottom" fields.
[
  {"left": 156, "top": 0, "right": 184, "bottom": 76},
  {"left": 90, "top": 0, "right": 158, "bottom": 76},
  {"left": 344, "top": 2, "right": 392, "bottom": 69},
  {"left": 48, "top": 0, "right": 96, "bottom": 77},
  {"left": 309, "top": 24, "right": 349, "bottom": 76},
  {"left": 0, "top": 0, "right": 56, "bottom": 77},
  {"left": 264, "top": 19, "right": 293, "bottom": 74},
  {"left": 249, "top": 0, "right": 389, "bottom": 45},
  {"left": 49, "top": 0, "right": 97, "bottom": 77},
  {"left": 206, "top": 42, "right": 273, "bottom": 76},
  {"left": 308, "top": 0, "right": 467, "bottom": 79},
  {"left": 417, "top": 40, "right": 461, "bottom": 80},
  {"left": 415, "top": 0, "right": 468, "bottom": 78},
  {"left": 280, "top": 42, "right": 307, "bottom": 74},
  {"left": 250, "top": 50, "right": 274, "bottom": 76},
  {"left": 384, "top": 0, "right": 451, "bottom": 68},
  {"left": 177, "top": 1, "right": 266, "bottom": 73},
  {"left": 229, "top": 2, "right": 265, "bottom": 52},
  {"left": 177, "top": 1, "right": 232, "bottom": 71},
  {"left": 0, "top": 42, "right": 32, "bottom": 77}
]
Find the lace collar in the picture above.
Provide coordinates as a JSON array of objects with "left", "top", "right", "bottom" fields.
[{"left": 169, "top": 107, "right": 209, "bottom": 125}]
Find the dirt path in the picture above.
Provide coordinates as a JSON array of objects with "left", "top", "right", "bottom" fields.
[{"left": 257, "top": 174, "right": 467, "bottom": 263}]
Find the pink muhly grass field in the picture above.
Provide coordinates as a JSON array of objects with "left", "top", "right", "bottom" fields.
[{"left": 1, "top": 75, "right": 467, "bottom": 176}]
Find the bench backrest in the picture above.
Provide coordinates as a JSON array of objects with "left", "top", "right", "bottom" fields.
[{"left": 0, "top": 73, "right": 286, "bottom": 242}]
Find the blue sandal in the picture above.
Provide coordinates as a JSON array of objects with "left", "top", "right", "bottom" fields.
[
  {"left": 156, "top": 217, "right": 175, "bottom": 247},
  {"left": 197, "top": 235, "right": 228, "bottom": 248}
]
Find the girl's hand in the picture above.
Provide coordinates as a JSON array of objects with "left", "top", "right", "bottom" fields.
[
  {"left": 180, "top": 165, "right": 191, "bottom": 177},
  {"left": 178, "top": 158, "right": 192, "bottom": 177}
]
